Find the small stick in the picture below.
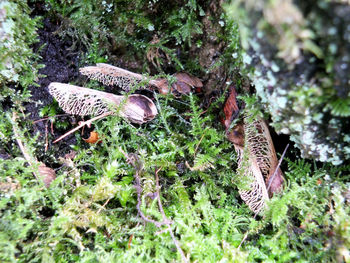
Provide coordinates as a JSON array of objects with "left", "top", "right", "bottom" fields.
[
  {"left": 121, "top": 150, "right": 168, "bottom": 227},
  {"left": 53, "top": 111, "right": 113, "bottom": 143},
  {"left": 121, "top": 148, "right": 188, "bottom": 262},
  {"left": 238, "top": 143, "right": 289, "bottom": 249},
  {"left": 12, "top": 112, "right": 39, "bottom": 181},
  {"left": 154, "top": 167, "right": 187, "bottom": 263},
  {"left": 128, "top": 234, "right": 134, "bottom": 249},
  {"left": 44, "top": 121, "right": 49, "bottom": 152},
  {"left": 266, "top": 144, "right": 289, "bottom": 193},
  {"left": 97, "top": 198, "right": 111, "bottom": 214},
  {"left": 33, "top": 114, "right": 70, "bottom": 123},
  {"left": 134, "top": 164, "right": 168, "bottom": 227},
  {"left": 193, "top": 132, "right": 206, "bottom": 157}
]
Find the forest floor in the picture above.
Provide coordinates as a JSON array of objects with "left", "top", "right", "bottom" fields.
[{"left": 1, "top": 1, "right": 349, "bottom": 262}]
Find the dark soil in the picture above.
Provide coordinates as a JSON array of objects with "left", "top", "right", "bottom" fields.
[
  {"left": 26, "top": 15, "right": 82, "bottom": 160},
  {"left": 29, "top": 17, "right": 80, "bottom": 123}
]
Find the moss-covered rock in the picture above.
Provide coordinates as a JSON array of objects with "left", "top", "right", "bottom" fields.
[
  {"left": 226, "top": 0, "right": 350, "bottom": 165},
  {"left": 0, "top": 0, "right": 41, "bottom": 88}
]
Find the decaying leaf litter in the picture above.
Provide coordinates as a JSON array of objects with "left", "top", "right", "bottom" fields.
[{"left": 48, "top": 63, "right": 286, "bottom": 215}]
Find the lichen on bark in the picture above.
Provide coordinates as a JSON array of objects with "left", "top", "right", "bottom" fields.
[{"left": 226, "top": 0, "right": 350, "bottom": 164}]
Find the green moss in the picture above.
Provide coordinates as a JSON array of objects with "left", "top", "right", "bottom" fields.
[
  {"left": 0, "top": 1, "right": 350, "bottom": 262},
  {"left": 0, "top": 0, "right": 42, "bottom": 88}
]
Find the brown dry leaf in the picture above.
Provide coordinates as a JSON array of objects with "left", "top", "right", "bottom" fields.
[
  {"left": 172, "top": 81, "right": 192, "bottom": 95},
  {"left": 223, "top": 86, "right": 240, "bottom": 129},
  {"left": 79, "top": 64, "right": 203, "bottom": 96},
  {"left": 172, "top": 72, "right": 203, "bottom": 95},
  {"left": 146, "top": 35, "right": 172, "bottom": 69},
  {"left": 79, "top": 63, "right": 165, "bottom": 93},
  {"left": 38, "top": 162, "right": 56, "bottom": 188},
  {"left": 83, "top": 131, "right": 101, "bottom": 144},
  {"left": 48, "top": 83, "right": 158, "bottom": 124},
  {"left": 230, "top": 117, "right": 284, "bottom": 214},
  {"left": 226, "top": 123, "right": 244, "bottom": 148},
  {"left": 64, "top": 150, "right": 77, "bottom": 160},
  {"left": 222, "top": 88, "right": 284, "bottom": 213},
  {"left": 174, "top": 72, "right": 203, "bottom": 88},
  {"left": 152, "top": 78, "right": 169, "bottom": 94},
  {"left": 0, "top": 177, "right": 20, "bottom": 195},
  {"left": 79, "top": 63, "right": 148, "bottom": 91},
  {"left": 244, "top": 118, "right": 284, "bottom": 197}
]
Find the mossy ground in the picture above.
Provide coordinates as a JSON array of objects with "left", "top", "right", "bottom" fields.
[{"left": 0, "top": 1, "right": 349, "bottom": 262}]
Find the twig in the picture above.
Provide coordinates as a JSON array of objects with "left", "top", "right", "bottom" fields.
[
  {"left": 53, "top": 111, "right": 113, "bottom": 143},
  {"left": 133, "top": 163, "right": 168, "bottom": 227},
  {"left": 238, "top": 143, "right": 289, "bottom": 249},
  {"left": 122, "top": 150, "right": 167, "bottom": 227},
  {"left": 12, "top": 113, "right": 56, "bottom": 188},
  {"left": 44, "top": 121, "right": 49, "bottom": 152},
  {"left": 154, "top": 168, "right": 187, "bottom": 263},
  {"left": 121, "top": 148, "right": 188, "bottom": 262},
  {"left": 33, "top": 114, "right": 70, "bottom": 123},
  {"left": 193, "top": 132, "right": 206, "bottom": 157},
  {"left": 128, "top": 234, "right": 134, "bottom": 249},
  {"left": 12, "top": 112, "right": 39, "bottom": 181},
  {"left": 266, "top": 144, "right": 289, "bottom": 193},
  {"left": 97, "top": 198, "right": 111, "bottom": 214}
]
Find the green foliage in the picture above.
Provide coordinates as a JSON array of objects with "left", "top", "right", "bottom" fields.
[
  {"left": 166, "top": 0, "right": 203, "bottom": 47},
  {"left": 1, "top": 1, "right": 350, "bottom": 262},
  {"left": 0, "top": 0, "right": 42, "bottom": 88},
  {"left": 2, "top": 89, "right": 350, "bottom": 262},
  {"left": 42, "top": 0, "right": 209, "bottom": 71},
  {"left": 327, "top": 97, "right": 350, "bottom": 117},
  {"left": 246, "top": 160, "right": 350, "bottom": 262}
]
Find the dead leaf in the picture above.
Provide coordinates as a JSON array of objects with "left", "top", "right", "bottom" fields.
[
  {"left": 226, "top": 123, "right": 244, "bottom": 148},
  {"left": 0, "top": 177, "right": 20, "bottom": 194},
  {"left": 230, "top": 117, "right": 285, "bottom": 213},
  {"left": 174, "top": 72, "right": 203, "bottom": 88},
  {"left": 146, "top": 35, "right": 172, "bottom": 69},
  {"left": 38, "top": 163, "right": 56, "bottom": 188},
  {"left": 171, "top": 72, "right": 203, "bottom": 95},
  {"left": 64, "top": 150, "right": 77, "bottom": 160},
  {"left": 79, "top": 63, "right": 167, "bottom": 94},
  {"left": 223, "top": 86, "right": 239, "bottom": 129},
  {"left": 12, "top": 112, "right": 56, "bottom": 188},
  {"left": 79, "top": 64, "right": 204, "bottom": 96},
  {"left": 126, "top": 94, "right": 158, "bottom": 124},
  {"left": 83, "top": 131, "right": 101, "bottom": 144},
  {"left": 48, "top": 83, "right": 158, "bottom": 124},
  {"left": 172, "top": 81, "right": 192, "bottom": 95},
  {"left": 266, "top": 166, "right": 284, "bottom": 196},
  {"left": 152, "top": 78, "right": 169, "bottom": 94},
  {"left": 221, "top": 87, "right": 284, "bottom": 213}
]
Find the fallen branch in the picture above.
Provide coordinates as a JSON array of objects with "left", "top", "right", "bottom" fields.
[{"left": 53, "top": 111, "right": 113, "bottom": 143}]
